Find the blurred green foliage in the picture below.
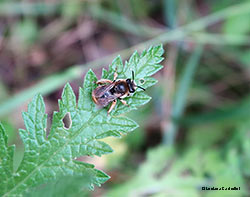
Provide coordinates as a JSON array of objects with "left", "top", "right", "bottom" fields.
[
  {"left": 11, "top": 19, "right": 38, "bottom": 48},
  {"left": 0, "top": 0, "right": 250, "bottom": 196},
  {"left": 107, "top": 122, "right": 249, "bottom": 196},
  {"left": 223, "top": 13, "right": 250, "bottom": 35}
]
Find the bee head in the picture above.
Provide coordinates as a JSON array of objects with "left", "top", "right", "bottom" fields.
[{"left": 126, "top": 71, "right": 145, "bottom": 93}]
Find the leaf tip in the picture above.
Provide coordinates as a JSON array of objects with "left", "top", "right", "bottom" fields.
[
  {"left": 152, "top": 44, "right": 165, "bottom": 57},
  {"left": 84, "top": 69, "right": 97, "bottom": 82}
]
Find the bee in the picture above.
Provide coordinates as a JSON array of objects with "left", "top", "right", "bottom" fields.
[{"left": 92, "top": 69, "right": 145, "bottom": 114}]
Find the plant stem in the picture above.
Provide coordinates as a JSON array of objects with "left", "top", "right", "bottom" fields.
[{"left": 162, "top": 45, "right": 203, "bottom": 145}]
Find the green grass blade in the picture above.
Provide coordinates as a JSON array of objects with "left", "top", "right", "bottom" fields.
[
  {"left": 173, "top": 45, "right": 203, "bottom": 118},
  {"left": 163, "top": 0, "right": 177, "bottom": 29},
  {"left": 163, "top": 45, "right": 203, "bottom": 145},
  {"left": 0, "top": 66, "right": 82, "bottom": 117}
]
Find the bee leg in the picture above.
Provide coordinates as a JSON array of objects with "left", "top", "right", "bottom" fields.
[
  {"left": 107, "top": 100, "right": 117, "bottom": 114},
  {"left": 96, "top": 79, "right": 113, "bottom": 84},
  {"left": 119, "top": 98, "right": 129, "bottom": 107}
]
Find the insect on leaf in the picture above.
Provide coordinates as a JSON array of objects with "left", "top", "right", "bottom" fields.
[
  {"left": 0, "top": 45, "right": 164, "bottom": 196},
  {"left": 103, "top": 44, "right": 164, "bottom": 116}
]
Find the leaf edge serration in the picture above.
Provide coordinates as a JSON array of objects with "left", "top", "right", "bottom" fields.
[{"left": 0, "top": 45, "right": 164, "bottom": 196}]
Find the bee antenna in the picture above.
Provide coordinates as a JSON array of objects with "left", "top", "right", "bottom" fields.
[
  {"left": 137, "top": 86, "right": 145, "bottom": 91},
  {"left": 132, "top": 71, "right": 135, "bottom": 81}
]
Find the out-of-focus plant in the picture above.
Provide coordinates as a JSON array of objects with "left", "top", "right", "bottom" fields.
[
  {"left": 0, "top": 45, "right": 164, "bottom": 196},
  {"left": 106, "top": 123, "right": 249, "bottom": 197}
]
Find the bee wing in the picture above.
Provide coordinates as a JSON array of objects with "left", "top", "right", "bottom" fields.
[
  {"left": 93, "top": 83, "right": 115, "bottom": 98},
  {"left": 97, "top": 94, "right": 117, "bottom": 107}
]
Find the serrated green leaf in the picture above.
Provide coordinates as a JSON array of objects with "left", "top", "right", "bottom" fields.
[
  {"left": 112, "top": 92, "right": 151, "bottom": 116},
  {"left": 122, "top": 45, "right": 164, "bottom": 80},
  {"left": 0, "top": 45, "right": 164, "bottom": 196},
  {"left": 139, "top": 76, "right": 158, "bottom": 89},
  {"left": 26, "top": 175, "right": 91, "bottom": 197},
  {"left": 102, "top": 68, "right": 109, "bottom": 79},
  {"left": 102, "top": 44, "right": 164, "bottom": 116},
  {"left": 0, "top": 123, "right": 15, "bottom": 195}
]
